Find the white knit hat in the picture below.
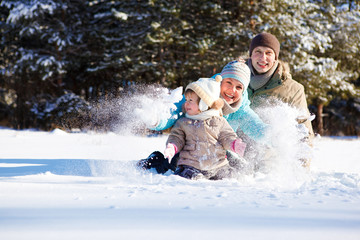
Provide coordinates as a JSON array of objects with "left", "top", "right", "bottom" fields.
[{"left": 185, "top": 75, "right": 224, "bottom": 112}]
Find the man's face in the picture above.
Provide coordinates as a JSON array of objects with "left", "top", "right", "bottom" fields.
[
  {"left": 251, "top": 46, "right": 276, "bottom": 74},
  {"left": 220, "top": 78, "right": 244, "bottom": 105}
]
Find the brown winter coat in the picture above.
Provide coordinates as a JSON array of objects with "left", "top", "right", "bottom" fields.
[
  {"left": 247, "top": 60, "right": 314, "bottom": 138},
  {"left": 166, "top": 116, "right": 238, "bottom": 171}
]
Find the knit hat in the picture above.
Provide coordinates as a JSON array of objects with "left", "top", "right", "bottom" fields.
[
  {"left": 220, "top": 60, "right": 251, "bottom": 91},
  {"left": 249, "top": 32, "right": 280, "bottom": 59},
  {"left": 185, "top": 75, "right": 224, "bottom": 112}
]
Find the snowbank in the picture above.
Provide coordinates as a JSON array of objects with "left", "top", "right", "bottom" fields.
[{"left": 0, "top": 128, "right": 359, "bottom": 240}]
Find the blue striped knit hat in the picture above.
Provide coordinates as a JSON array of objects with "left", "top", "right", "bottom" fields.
[{"left": 220, "top": 60, "right": 251, "bottom": 91}]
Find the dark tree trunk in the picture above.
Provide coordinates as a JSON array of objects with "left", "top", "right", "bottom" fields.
[{"left": 317, "top": 103, "right": 324, "bottom": 136}]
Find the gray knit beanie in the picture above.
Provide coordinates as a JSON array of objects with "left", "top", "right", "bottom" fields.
[
  {"left": 220, "top": 60, "right": 251, "bottom": 91},
  {"left": 249, "top": 32, "right": 280, "bottom": 59}
]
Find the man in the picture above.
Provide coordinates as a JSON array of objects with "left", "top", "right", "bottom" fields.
[
  {"left": 245, "top": 32, "right": 314, "bottom": 167},
  {"left": 247, "top": 32, "right": 314, "bottom": 137}
]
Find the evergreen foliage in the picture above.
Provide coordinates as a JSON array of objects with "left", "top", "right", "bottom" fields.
[{"left": 0, "top": 0, "right": 359, "bottom": 134}]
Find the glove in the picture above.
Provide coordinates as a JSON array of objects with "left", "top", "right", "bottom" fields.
[
  {"left": 164, "top": 143, "right": 177, "bottom": 162},
  {"left": 231, "top": 139, "right": 247, "bottom": 157}
]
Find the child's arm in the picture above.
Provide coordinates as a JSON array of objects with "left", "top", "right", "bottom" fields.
[{"left": 164, "top": 120, "right": 185, "bottom": 160}]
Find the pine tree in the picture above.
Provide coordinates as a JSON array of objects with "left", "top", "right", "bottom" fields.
[
  {"left": 1, "top": 0, "right": 359, "bottom": 133},
  {"left": 113, "top": 0, "right": 254, "bottom": 88},
  {"left": 0, "top": 0, "right": 90, "bottom": 129}
]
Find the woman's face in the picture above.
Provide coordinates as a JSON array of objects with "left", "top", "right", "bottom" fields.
[
  {"left": 251, "top": 46, "right": 276, "bottom": 74},
  {"left": 220, "top": 78, "right": 244, "bottom": 105}
]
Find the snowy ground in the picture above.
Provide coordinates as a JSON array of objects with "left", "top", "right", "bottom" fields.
[{"left": 0, "top": 128, "right": 359, "bottom": 240}]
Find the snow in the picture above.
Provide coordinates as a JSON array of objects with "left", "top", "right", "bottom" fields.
[
  {"left": 4, "top": 1, "right": 59, "bottom": 24},
  {"left": 133, "top": 86, "right": 183, "bottom": 128},
  {"left": 111, "top": 8, "right": 128, "bottom": 21},
  {"left": 0, "top": 126, "right": 359, "bottom": 240}
]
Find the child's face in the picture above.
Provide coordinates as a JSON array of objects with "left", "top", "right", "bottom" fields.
[
  {"left": 220, "top": 78, "right": 244, "bottom": 104},
  {"left": 184, "top": 92, "right": 201, "bottom": 115}
]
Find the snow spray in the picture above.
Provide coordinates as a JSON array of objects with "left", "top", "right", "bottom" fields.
[
  {"left": 86, "top": 84, "right": 183, "bottom": 135},
  {"left": 245, "top": 100, "right": 314, "bottom": 190},
  {"left": 87, "top": 85, "right": 313, "bottom": 190},
  {"left": 85, "top": 84, "right": 183, "bottom": 177},
  {"left": 132, "top": 86, "right": 183, "bottom": 131}
]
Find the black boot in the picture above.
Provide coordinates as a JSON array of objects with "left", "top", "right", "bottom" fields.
[
  {"left": 137, "top": 151, "right": 174, "bottom": 174},
  {"left": 169, "top": 152, "right": 179, "bottom": 171}
]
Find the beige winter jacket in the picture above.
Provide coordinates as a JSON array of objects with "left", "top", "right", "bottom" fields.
[
  {"left": 248, "top": 61, "right": 314, "bottom": 139},
  {"left": 166, "top": 116, "right": 238, "bottom": 171}
]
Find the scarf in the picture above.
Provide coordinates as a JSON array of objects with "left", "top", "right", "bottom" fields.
[
  {"left": 185, "top": 109, "right": 221, "bottom": 121},
  {"left": 221, "top": 97, "right": 242, "bottom": 116},
  {"left": 248, "top": 59, "right": 279, "bottom": 90}
]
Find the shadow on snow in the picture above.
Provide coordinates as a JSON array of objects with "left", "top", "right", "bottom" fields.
[{"left": 0, "top": 159, "right": 119, "bottom": 177}]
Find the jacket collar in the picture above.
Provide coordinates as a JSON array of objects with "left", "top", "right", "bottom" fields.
[{"left": 248, "top": 61, "right": 288, "bottom": 92}]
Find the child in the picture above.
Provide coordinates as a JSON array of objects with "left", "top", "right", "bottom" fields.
[{"left": 164, "top": 76, "right": 247, "bottom": 180}]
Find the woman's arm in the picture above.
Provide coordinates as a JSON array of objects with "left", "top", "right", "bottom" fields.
[{"left": 149, "top": 96, "right": 186, "bottom": 131}]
